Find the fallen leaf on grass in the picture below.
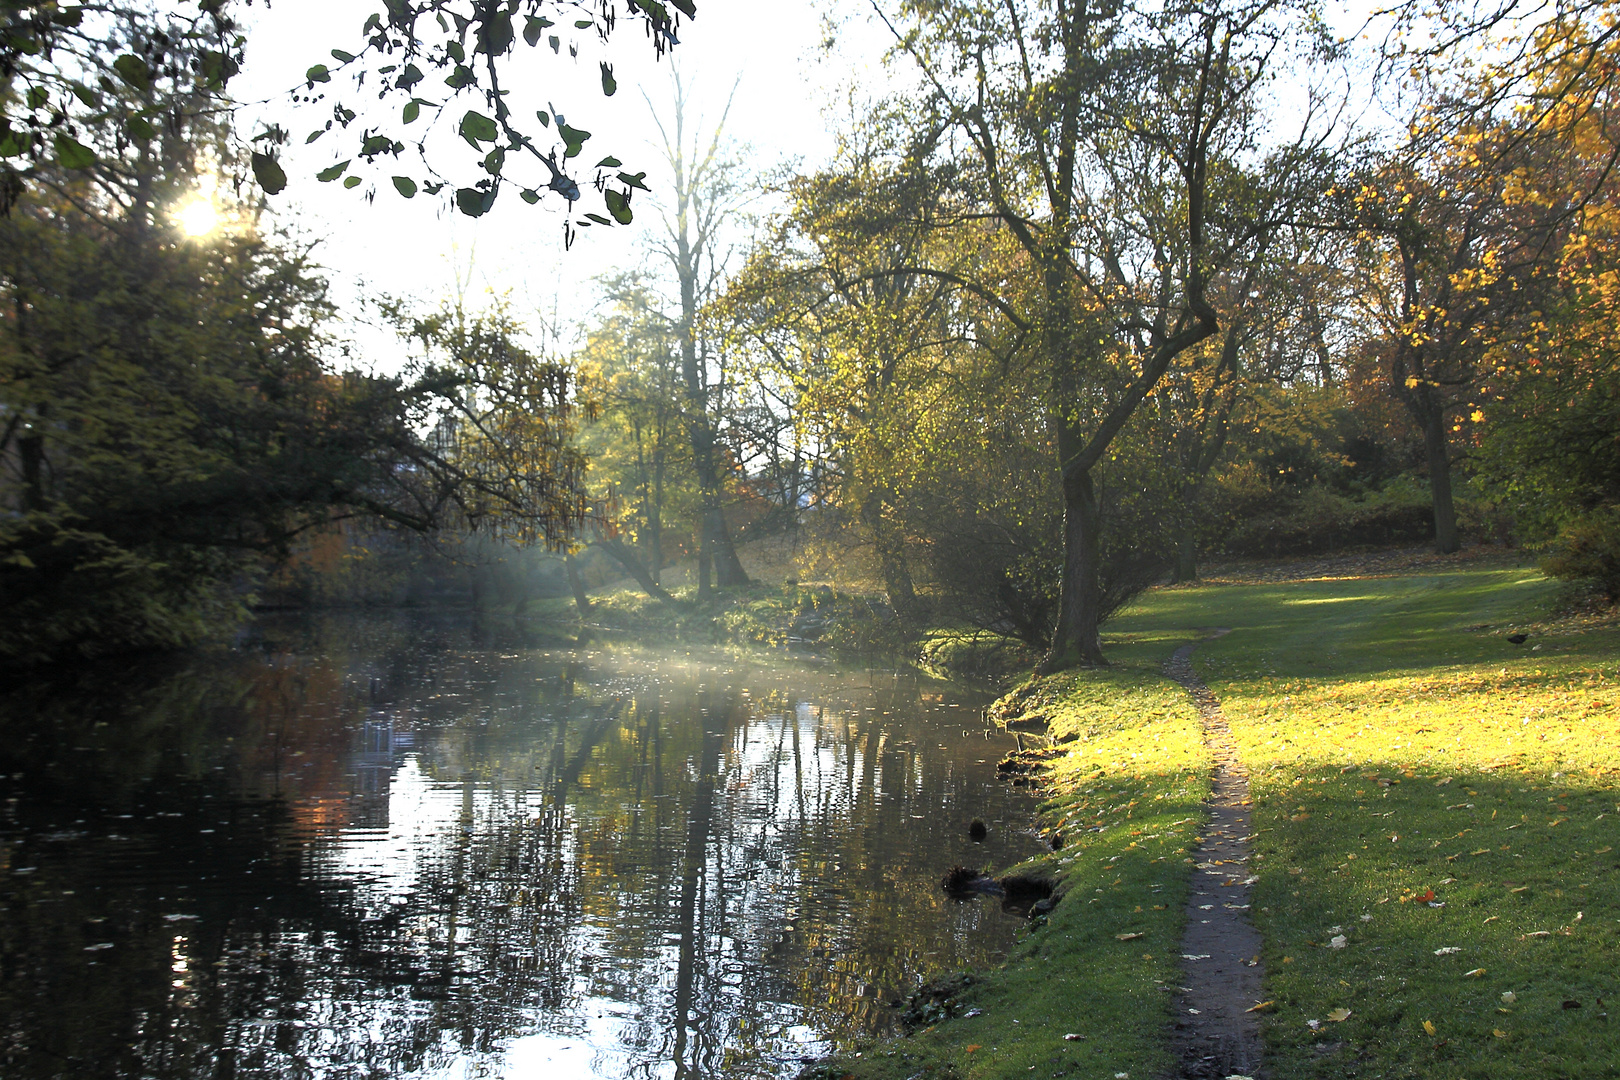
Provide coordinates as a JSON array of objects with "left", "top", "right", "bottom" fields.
[
  {"left": 1435, "top": 946, "right": 1461, "bottom": 955},
  {"left": 1062, "top": 1033, "right": 1086, "bottom": 1041},
  {"left": 1327, "top": 1008, "right": 1352, "bottom": 1022},
  {"left": 1116, "top": 932, "right": 1144, "bottom": 941},
  {"left": 1423, "top": 1019, "right": 1437, "bottom": 1036},
  {"left": 1328, "top": 935, "right": 1348, "bottom": 949},
  {"left": 1521, "top": 930, "right": 1551, "bottom": 939},
  {"left": 965, "top": 1044, "right": 982, "bottom": 1052},
  {"left": 1494, "top": 1029, "right": 1507, "bottom": 1038},
  {"left": 1464, "top": 968, "right": 1487, "bottom": 978},
  {"left": 1245, "top": 1001, "right": 1274, "bottom": 1013},
  {"left": 1563, "top": 1000, "right": 1583, "bottom": 1009},
  {"left": 1502, "top": 992, "right": 1517, "bottom": 1004}
]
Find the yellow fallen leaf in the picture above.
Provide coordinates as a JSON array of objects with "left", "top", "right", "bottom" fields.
[
  {"left": 1493, "top": 1029, "right": 1507, "bottom": 1038},
  {"left": 1327, "top": 1008, "right": 1352, "bottom": 1022},
  {"left": 1116, "top": 932, "right": 1144, "bottom": 941},
  {"left": 1245, "top": 1001, "right": 1275, "bottom": 1013},
  {"left": 1464, "top": 968, "right": 1487, "bottom": 978},
  {"left": 965, "top": 1044, "right": 981, "bottom": 1052},
  {"left": 1423, "top": 1019, "right": 1437, "bottom": 1036}
]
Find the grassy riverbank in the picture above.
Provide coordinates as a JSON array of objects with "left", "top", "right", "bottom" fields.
[{"left": 811, "top": 550, "right": 1620, "bottom": 1079}]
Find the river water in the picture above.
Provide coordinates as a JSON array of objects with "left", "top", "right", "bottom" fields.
[{"left": 0, "top": 613, "right": 1041, "bottom": 1080}]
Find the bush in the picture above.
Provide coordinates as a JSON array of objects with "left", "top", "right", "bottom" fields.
[{"left": 1542, "top": 506, "right": 1620, "bottom": 601}]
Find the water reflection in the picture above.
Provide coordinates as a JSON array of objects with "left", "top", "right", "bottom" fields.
[{"left": 0, "top": 613, "right": 1041, "bottom": 1079}]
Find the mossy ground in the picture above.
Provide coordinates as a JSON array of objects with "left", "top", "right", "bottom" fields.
[{"left": 810, "top": 551, "right": 1620, "bottom": 1080}]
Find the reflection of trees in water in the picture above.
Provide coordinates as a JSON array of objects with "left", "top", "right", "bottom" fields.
[{"left": 0, "top": 615, "right": 1030, "bottom": 1079}]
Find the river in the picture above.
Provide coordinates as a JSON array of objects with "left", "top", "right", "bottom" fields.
[{"left": 0, "top": 612, "right": 1042, "bottom": 1079}]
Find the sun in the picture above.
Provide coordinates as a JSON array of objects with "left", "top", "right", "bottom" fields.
[{"left": 177, "top": 198, "right": 220, "bottom": 238}]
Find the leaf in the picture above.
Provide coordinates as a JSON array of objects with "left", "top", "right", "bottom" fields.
[
  {"left": 520, "top": 189, "right": 540, "bottom": 204},
  {"left": 70, "top": 82, "right": 100, "bottom": 108},
  {"left": 403, "top": 100, "right": 420, "bottom": 123},
  {"left": 1115, "top": 932, "right": 1144, "bottom": 941},
  {"left": 583, "top": 212, "right": 611, "bottom": 224},
  {"left": 342, "top": 175, "right": 362, "bottom": 188},
  {"left": 523, "top": 16, "right": 553, "bottom": 46},
  {"left": 456, "top": 186, "right": 494, "bottom": 217},
  {"left": 603, "top": 188, "right": 632, "bottom": 224},
  {"left": 251, "top": 152, "right": 287, "bottom": 194},
  {"left": 26, "top": 86, "right": 49, "bottom": 109},
  {"left": 618, "top": 170, "right": 649, "bottom": 190},
  {"left": 306, "top": 64, "right": 331, "bottom": 84},
  {"left": 1463, "top": 968, "right": 1487, "bottom": 978},
  {"left": 480, "top": 13, "right": 514, "bottom": 54},
  {"left": 1326, "top": 1008, "right": 1352, "bottom": 1022},
  {"left": 53, "top": 134, "right": 95, "bottom": 170},
  {"left": 331, "top": 48, "right": 356, "bottom": 62},
  {"left": 671, "top": 0, "right": 695, "bottom": 15},
  {"left": 392, "top": 176, "right": 417, "bottom": 198},
  {"left": 596, "top": 155, "right": 622, "bottom": 167},
  {"left": 574, "top": 18, "right": 594, "bottom": 28},
  {"left": 459, "top": 110, "right": 499, "bottom": 146},
  {"left": 112, "top": 54, "right": 150, "bottom": 91},
  {"left": 316, "top": 161, "right": 351, "bottom": 182},
  {"left": 964, "top": 1045, "right": 981, "bottom": 1052},
  {"left": 1422, "top": 1019, "right": 1436, "bottom": 1036},
  {"left": 558, "top": 122, "right": 590, "bottom": 159},
  {"left": 600, "top": 61, "right": 617, "bottom": 96},
  {"left": 306, "top": 128, "right": 327, "bottom": 144},
  {"left": 398, "top": 63, "right": 423, "bottom": 89},
  {"left": 1493, "top": 1028, "right": 1507, "bottom": 1038},
  {"left": 125, "top": 115, "right": 155, "bottom": 141},
  {"left": 1244, "top": 1001, "right": 1274, "bottom": 1013}
]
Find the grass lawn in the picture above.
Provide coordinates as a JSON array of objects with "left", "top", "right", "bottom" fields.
[{"left": 811, "top": 551, "right": 1620, "bottom": 1080}]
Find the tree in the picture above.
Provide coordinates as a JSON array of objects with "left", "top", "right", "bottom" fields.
[{"left": 879, "top": 0, "right": 1324, "bottom": 666}]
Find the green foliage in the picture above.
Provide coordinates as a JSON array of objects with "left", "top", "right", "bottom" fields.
[{"left": 1541, "top": 506, "right": 1620, "bottom": 600}]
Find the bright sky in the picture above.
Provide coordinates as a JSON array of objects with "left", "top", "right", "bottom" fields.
[{"left": 231, "top": 0, "right": 892, "bottom": 369}]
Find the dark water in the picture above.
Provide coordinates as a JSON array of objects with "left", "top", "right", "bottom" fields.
[{"left": 0, "top": 613, "right": 1041, "bottom": 1079}]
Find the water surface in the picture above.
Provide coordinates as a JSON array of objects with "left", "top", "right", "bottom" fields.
[{"left": 0, "top": 613, "right": 1041, "bottom": 1079}]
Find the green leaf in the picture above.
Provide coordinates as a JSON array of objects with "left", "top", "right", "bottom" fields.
[
  {"left": 343, "top": 175, "right": 362, "bottom": 189},
  {"left": 583, "top": 212, "right": 611, "bottom": 225},
  {"left": 251, "top": 152, "right": 288, "bottom": 194},
  {"left": 480, "top": 13, "right": 514, "bottom": 54},
  {"left": 52, "top": 6, "right": 84, "bottom": 26},
  {"left": 520, "top": 189, "right": 540, "bottom": 204},
  {"left": 423, "top": 181, "right": 445, "bottom": 195},
  {"left": 523, "top": 17, "right": 553, "bottom": 46},
  {"left": 126, "top": 115, "right": 155, "bottom": 141},
  {"left": 392, "top": 175, "right": 417, "bottom": 198},
  {"left": 459, "top": 110, "right": 499, "bottom": 146},
  {"left": 574, "top": 19, "right": 594, "bottom": 28},
  {"left": 629, "top": 0, "right": 670, "bottom": 22},
  {"left": 403, "top": 99, "right": 420, "bottom": 123},
  {"left": 670, "top": 0, "right": 696, "bottom": 16},
  {"left": 600, "top": 62, "right": 616, "bottom": 96},
  {"left": 199, "top": 50, "right": 239, "bottom": 87},
  {"left": 603, "top": 188, "right": 633, "bottom": 224},
  {"left": 537, "top": 111, "right": 550, "bottom": 127},
  {"left": 456, "top": 186, "right": 495, "bottom": 217},
  {"left": 618, "top": 171, "right": 649, "bottom": 190},
  {"left": 360, "top": 134, "right": 392, "bottom": 156},
  {"left": 306, "top": 64, "right": 331, "bottom": 84},
  {"left": 447, "top": 41, "right": 465, "bottom": 63},
  {"left": 306, "top": 128, "right": 327, "bottom": 143},
  {"left": 483, "top": 147, "right": 505, "bottom": 175},
  {"left": 53, "top": 133, "right": 96, "bottom": 170},
  {"left": 445, "top": 64, "right": 474, "bottom": 89},
  {"left": 331, "top": 48, "right": 356, "bottom": 62},
  {"left": 398, "top": 63, "right": 424, "bottom": 89},
  {"left": 596, "top": 156, "right": 622, "bottom": 167},
  {"left": 317, "top": 160, "right": 351, "bottom": 182},
  {"left": 0, "top": 134, "right": 22, "bottom": 158},
  {"left": 26, "top": 86, "right": 49, "bottom": 110},
  {"left": 558, "top": 122, "right": 590, "bottom": 159},
  {"left": 112, "top": 54, "right": 150, "bottom": 91}
]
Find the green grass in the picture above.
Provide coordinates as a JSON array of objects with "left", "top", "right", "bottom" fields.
[
  {"left": 813, "top": 554, "right": 1620, "bottom": 1080},
  {"left": 809, "top": 662, "right": 1212, "bottom": 1080},
  {"left": 1116, "top": 559, "right": 1620, "bottom": 1079}
]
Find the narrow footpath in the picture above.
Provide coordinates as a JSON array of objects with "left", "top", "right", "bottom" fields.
[{"left": 1164, "top": 637, "right": 1265, "bottom": 1080}]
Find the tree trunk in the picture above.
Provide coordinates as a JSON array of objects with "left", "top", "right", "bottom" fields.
[
  {"left": 860, "top": 491, "right": 918, "bottom": 621},
  {"left": 705, "top": 504, "right": 749, "bottom": 587},
  {"left": 564, "top": 551, "right": 592, "bottom": 616},
  {"left": 1172, "top": 520, "right": 1198, "bottom": 584},
  {"left": 1045, "top": 464, "right": 1106, "bottom": 669},
  {"left": 599, "top": 537, "right": 677, "bottom": 604},
  {"left": 1422, "top": 409, "right": 1461, "bottom": 554}
]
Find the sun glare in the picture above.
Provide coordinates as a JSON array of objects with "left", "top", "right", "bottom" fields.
[{"left": 177, "top": 198, "right": 219, "bottom": 238}]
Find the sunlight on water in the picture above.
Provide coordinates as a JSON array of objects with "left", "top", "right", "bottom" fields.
[{"left": 0, "top": 613, "right": 1043, "bottom": 1079}]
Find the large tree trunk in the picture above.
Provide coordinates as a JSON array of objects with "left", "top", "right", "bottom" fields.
[
  {"left": 1421, "top": 409, "right": 1461, "bottom": 554},
  {"left": 704, "top": 504, "right": 748, "bottom": 587},
  {"left": 860, "top": 491, "right": 919, "bottom": 621},
  {"left": 599, "top": 537, "right": 677, "bottom": 604},
  {"left": 564, "top": 551, "right": 592, "bottom": 616},
  {"left": 1048, "top": 465, "right": 1107, "bottom": 668},
  {"left": 1173, "top": 520, "right": 1198, "bottom": 584}
]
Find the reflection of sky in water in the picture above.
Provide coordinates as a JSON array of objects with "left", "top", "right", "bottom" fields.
[{"left": 0, "top": 618, "right": 1041, "bottom": 1079}]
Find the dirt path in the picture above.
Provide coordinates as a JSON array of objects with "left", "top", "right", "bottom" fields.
[{"left": 1164, "top": 637, "right": 1265, "bottom": 1079}]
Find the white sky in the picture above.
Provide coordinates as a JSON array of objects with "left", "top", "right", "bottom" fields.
[
  {"left": 231, "top": 0, "right": 893, "bottom": 369},
  {"left": 228, "top": 0, "right": 1384, "bottom": 371}
]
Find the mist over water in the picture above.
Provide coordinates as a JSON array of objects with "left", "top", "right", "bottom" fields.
[{"left": 0, "top": 613, "right": 1042, "bottom": 1079}]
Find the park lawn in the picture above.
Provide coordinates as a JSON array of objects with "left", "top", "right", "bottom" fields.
[
  {"left": 807, "top": 660, "right": 1212, "bottom": 1080},
  {"left": 1112, "top": 557, "right": 1620, "bottom": 1079}
]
